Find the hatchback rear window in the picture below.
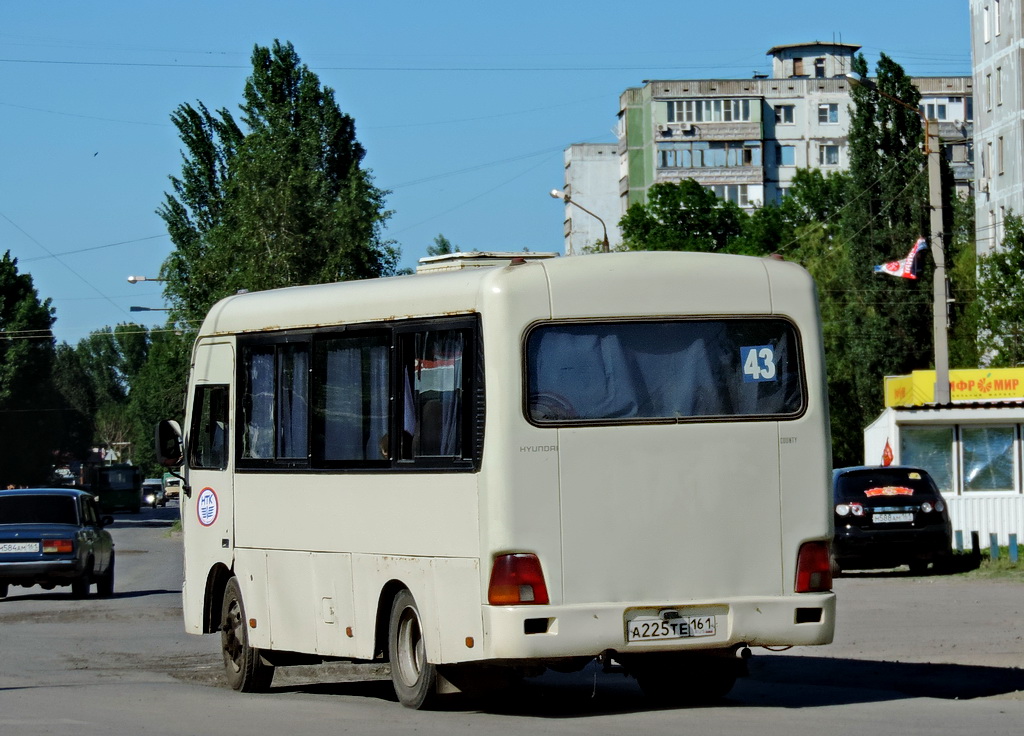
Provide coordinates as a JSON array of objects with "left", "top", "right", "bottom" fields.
[
  {"left": 0, "top": 496, "right": 79, "bottom": 525},
  {"left": 835, "top": 470, "right": 939, "bottom": 501}
]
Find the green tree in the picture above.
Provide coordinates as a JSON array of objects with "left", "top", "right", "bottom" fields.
[
  {"left": 158, "top": 40, "right": 399, "bottom": 326},
  {"left": 0, "top": 252, "right": 58, "bottom": 484},
  {"left": 428, "top": 234, "right": 457, "bottom": 256},
  {"left": 821, "top": 53, "right": 936, "bottom": 465},
  {"left": 126, "top": 326, "right": 190, "bottom": 475},
  {"left": 620, "top": 179, "right": 747, "bottom": 253},
  {"left": 977, "top": 213, "right": 1024, "bottom": 366},
  {"left": 947, "top": 194, "right": 980, "bottom": 369}
]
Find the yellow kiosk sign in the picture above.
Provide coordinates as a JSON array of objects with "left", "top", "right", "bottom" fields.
[{"left": 885, "top": 368, "right": 1024, "bottom": 407}]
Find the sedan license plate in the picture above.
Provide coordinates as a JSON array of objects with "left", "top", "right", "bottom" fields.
[
  {"left": 626, "top": 615, "right": 717, "bottom": 642},
  {"left": 0, "top": 542, "right": 40, "bottom": 554},
  {"left": 873, "top": 512, "right": 913, "bottom": 523}
]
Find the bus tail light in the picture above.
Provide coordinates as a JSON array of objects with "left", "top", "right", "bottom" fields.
[
  {"left": 42, "top": 539, "right": 74, "bottom": 554},
  {"left": 488, "top": 553, "right": 549, "bottom": 605},
  {"left": 795, "top": 541, "right": 832, "bottom": 593}
]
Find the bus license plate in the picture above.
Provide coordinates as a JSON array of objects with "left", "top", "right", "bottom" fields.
[
  {"left": 626, "top": 615, "right": 717, "bottom": 642},
  {"left": 0, "top": 542, "right": 40, "bottom": 554},
  {"left": 873, "top": 513, "right": 913, "bottom": 523}
]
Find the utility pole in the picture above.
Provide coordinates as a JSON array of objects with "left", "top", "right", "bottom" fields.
[{"left": 926, "top": 120, "right": 951, "bottom": 404}]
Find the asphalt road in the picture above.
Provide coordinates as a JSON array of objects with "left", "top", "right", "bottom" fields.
[{"left": 2, "top": 505, "right": 1023, "bottom": 736}]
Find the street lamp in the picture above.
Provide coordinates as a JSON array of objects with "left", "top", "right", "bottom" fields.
[
  {"left": 127, "top": 275, "right": 166, "bottom": 284},
  {"left": 549, "top": 189, "right": 610, "bottom": 254},
  {"left": 845, "top": 74, "right": 950, "bottom": 404}
]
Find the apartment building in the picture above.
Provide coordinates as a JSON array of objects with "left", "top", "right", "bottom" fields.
[
  {"left": 560, "top": 143, "right": 623, "bottom": 254},
  {"left": 971, "top": 0, "right": 1024, "bottom": 253},
  {"left": 611, "top": 42, "right": 973, "bottom": 220}
]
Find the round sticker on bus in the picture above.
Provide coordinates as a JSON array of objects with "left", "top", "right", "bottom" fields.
[{"left": 197, "top": 487, "right": 219, "bottom": 527}]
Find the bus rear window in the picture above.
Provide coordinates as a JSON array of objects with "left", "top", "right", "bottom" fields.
[{"left": 525, "top": 319, "right": 804, "bottom": 424}]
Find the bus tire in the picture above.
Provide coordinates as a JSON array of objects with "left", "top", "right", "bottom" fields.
[
  {"left": 221, "top": 577, "right": 274, "bottom": 692},
  {"left": 388, "top": 589, "right": 438, "bottom": 709}
]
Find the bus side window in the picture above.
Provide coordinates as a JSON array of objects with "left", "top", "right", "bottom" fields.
[
  {"left": 401, "top": 329, "right": 465, "bottom": 460},
  {"left": 316, "top": 335, "right": 390, "bottom": 462},
  {"left": 191, "top": 385, "right": 229, "bottom": 470}
]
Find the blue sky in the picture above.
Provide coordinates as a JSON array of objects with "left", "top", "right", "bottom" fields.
[{"left": 1, "top": 0, "right": 972, "bottom": 344}]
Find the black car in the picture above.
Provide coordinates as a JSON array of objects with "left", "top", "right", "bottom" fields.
[
  {"left": 0, "top": 488, "right": 115, "bottom": 599},
  {"left": 142, "top": 478, "right": 166, "bottom": 508},
  {"left": 832, "top": 466, "right": 953, "bottom": 574}
]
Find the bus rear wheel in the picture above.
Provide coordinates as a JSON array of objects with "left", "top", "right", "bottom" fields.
[
  {"left": 221, "top": 577, "right": 274, "bottom": 692},
  {"left": 388, "top": 589, "right": 438, "bottom": 709}
]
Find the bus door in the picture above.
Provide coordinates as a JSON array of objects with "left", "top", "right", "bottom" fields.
[{"left": 182, "top": 340, "right": 235, "bottom": 633}]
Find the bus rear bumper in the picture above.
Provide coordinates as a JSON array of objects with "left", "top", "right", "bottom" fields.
[{"left": 480, "top": 593, "right": 835, "bottom": 662}]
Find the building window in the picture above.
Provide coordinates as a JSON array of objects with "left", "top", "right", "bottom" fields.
[
  {"left": 986, "top": 73, "right": 992, "bottom": 110},
  {"left": 818, "top": 144, "right": 840, "bottom": 166},
  {"left": 657, "top": 140, "right": 762, "bottom": 169},
  {"left": 667, "top": 99, "right": 753, "bottom": 124},
  {"left": 996, "top": 67, "right": 1002, "bottom": 105},
  {"left": 962, "top": 426, "right": 1016, "bottom": 492},
  {"left": 814, "top": 57, "right": 826, "bottom": 78},
  {"left": 995, "top": 0, "right": 1002, "bottom": 35},
  {"left": 774, "top": 104, "right": 795, "bottom": 124},
  {"left": 818, "top": 103, "right": 839, "bottom": 124},
  {"left": 984, "top": 4, "right": 991, "bottom": 43},
  {"left": 776, "top": 144, "right": 796, "bottom": 166},
  {"left": 998, "top": 136, "right": 1004, "bottom": 174},
  {"left": 900, "top": 425, "right": 954, "bottom": 493},
  {"left": 707, "top": 184, "right": 749, "bottom": 207},
  {"left": 793, "top": 57, "right": 805, "bottom": 76},
  {"left": 920, "top": 102, "right": 948, "bottom": 120}
]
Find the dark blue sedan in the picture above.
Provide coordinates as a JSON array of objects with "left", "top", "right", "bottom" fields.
[{"left": 0, "top": 488, "right": 115, "bottom": 599}]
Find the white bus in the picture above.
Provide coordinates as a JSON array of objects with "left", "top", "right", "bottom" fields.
[{"left": 157, "top": 251, "right": 835, "bottom": 709}]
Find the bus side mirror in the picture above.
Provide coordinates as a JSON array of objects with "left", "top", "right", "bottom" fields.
[{"left": 155, "top": 420, "right": 184, "bottom": 468}]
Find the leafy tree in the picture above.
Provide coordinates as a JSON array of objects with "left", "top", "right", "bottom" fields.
[
  {"left": 51, "top": 343, "right": 95, "bottom": 460},
  {"left": 977, "top": 213, "right": 1024, "bottom": 366},
  {"left": 947, "top": 194, "right": 980, "bottom": 369},
  {"left": 0, "top": 252, "right": 58, "bottom": 485},
  {"left": 820, "top": 53, "right": 936, "bottom": 465},
  {"left": 159, "top": 40, "right": 399, "bottom": 327},
  {"left": 730, "top": 203, "right": 788, "bottom": 256},
  {"left": 779, "top": 168, "right": 849, "bottom": 230},
  {"left": 620, "top": 179, "right": 746, "bottom": 253},
  {"left": 428, "top": 234, "right": 457, "bottom": 256},
  {"left": 126, "top": 326, "right": 190, "bottom": 474}
]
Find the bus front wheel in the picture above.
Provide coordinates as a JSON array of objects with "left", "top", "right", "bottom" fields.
[
  {"left": 221, "top": 577, "right": 274, "bottom": 692},
  {"left": 388, "top": 589, "right": 438, "bottom": 709}
]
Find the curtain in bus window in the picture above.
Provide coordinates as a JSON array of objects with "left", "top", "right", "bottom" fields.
[
  {"left": 277, "top": 345, "right": 309, "bottom": 459},
  {"left": 322, "top": 337, "right": 389, "bottom": 461},
  {"left": 527, "top": 320, "right": 801, "bottom": 422},
  {"left": 243, "top": 349, "right": 275, "bottom": 459},
  {"left": 412, "top": 331, "right": 464, "bottom": 456}
]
